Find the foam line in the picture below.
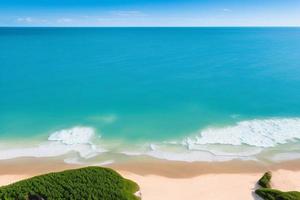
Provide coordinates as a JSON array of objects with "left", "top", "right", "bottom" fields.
[{"left": 185, "top": 118, "right": 300, "bottom": 148}]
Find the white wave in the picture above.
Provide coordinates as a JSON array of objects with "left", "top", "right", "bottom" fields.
[
  {"left": 48, "top": 126, "right": 96, "bottom": 145},
  {"left": 149, "top": 144, "right": 157, "bottom": 151},
  {"left": 118, "top": 118, "right": 300, "bottom": 162},
  {"left": 0, "top": 126, "right": 105, "bottom": 160},
  {"left": 146, "top": 149, "right": 257, "bottom": 162},
  {"left": 184, "top": 118, "right": 300, "bottom": 148},
  {"left": 1, "top": 118, "right": 300, "bottom": 163},
  {"left": 96, "top": 160, "right": 115, "bottom": 166},
  {"left": 64, "top": 157, "right": 114, "bottom": 166},
  {"left": 119, "top": 142, "right": 261, "bottom": 162},
  {"left": 120, "top": 151, "right": 143, "bottom": 156},
  {"left": 270, "top": 152, "right": 300, "bottom": 162},
  {"left": 0, "top": 142, "right": 100, "bottom": 160},
  {"left": 64, "top": 157, "right": 84, "bottom": 165},
  {"left": 119, "top": 144, "right": 258, "bottom": 162}
]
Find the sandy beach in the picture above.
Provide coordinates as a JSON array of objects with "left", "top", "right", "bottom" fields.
[
  {"left": 0, "top": 158, "right": 300, "bottom": 200},
  {"left": 119, "top": 169, "right": 300, "bottom": 200}
]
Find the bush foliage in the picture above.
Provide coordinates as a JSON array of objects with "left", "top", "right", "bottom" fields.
[
  {"left": 0, "top": 167, "right": 140, "bottom": 200},
  {"left": 258, "top": 171, "right": 272, "bottom": 188},
  {"left": 256, "top": 188, "right": 300, "bottom": 200},
  {"left": 255, "top": 172, "right": 300, "bottom": 200}
]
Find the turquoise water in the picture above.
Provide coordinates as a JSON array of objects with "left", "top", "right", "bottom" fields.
[{"left": 1, "top": 28, "right": 300, "bottom": 162}]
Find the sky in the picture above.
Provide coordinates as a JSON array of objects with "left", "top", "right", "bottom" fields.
[{"left": 0, "top": 0, "right": 300, "bottom": 26}]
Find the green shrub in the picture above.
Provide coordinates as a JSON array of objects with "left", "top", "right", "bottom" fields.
[
  {"left": 0, "top": 167, "right": 140, "bottom": 200},
  {"left": 258, "top": 171, "right": 272, "bottom": 188},
  {"left": 256, "top": 188, "right": 300, "bottom": 200},
  {"left": 255, "top": 172, "right": 300, "bottom": 200}
]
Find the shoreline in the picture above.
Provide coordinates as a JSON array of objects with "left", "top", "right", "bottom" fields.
[
  {"left": 1, "top": 157, "right": 300, "bottom": 177},
  {"left": 1, "top": 118, "right": 300, "bottom": 164},
  {"left": 0, "top": 158, "right": 300, "bottom": 200}
]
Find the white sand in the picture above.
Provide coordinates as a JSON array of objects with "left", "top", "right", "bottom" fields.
[
  {"left": 121, "top": 172, "right": 261, "bottom": 200},
  {"left": 271, "top": 169, "right": 300, "bottom": 191},
  {"left": 121, "top": 170, "right": 300, "bottom": 200}
]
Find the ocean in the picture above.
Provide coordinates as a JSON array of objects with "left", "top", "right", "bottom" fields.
[{"left": 1, "top": 27, "right": 300, "bottom": 164}]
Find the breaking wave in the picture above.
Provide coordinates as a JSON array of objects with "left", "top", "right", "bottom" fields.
[
  {"left": 48, "top": 126, "right": 96, "bottom": 145},
  {"left": 0, "top": 126, "right": 105, "bottom": 161},
  {"left": 0, "top": 118, "right": 300, "bottom": 163},
  {"left": 183, "top": 118, "right": 300, "bottom": 148}
]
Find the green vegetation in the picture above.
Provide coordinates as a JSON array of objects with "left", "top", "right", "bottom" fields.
[
  {"left": 258, "top": 171, "right": 272, "bottom": 188},
  {"left": 0, "top": 167, "right": 140, "bottom": 200},
  {"left": 256, "top": 188, "right": 300, "bottom": 200},
  {"left": 255, "top": 171, "right": 300, "bottom": 200}
]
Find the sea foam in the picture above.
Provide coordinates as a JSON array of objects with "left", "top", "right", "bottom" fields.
[
  {"left": 184, "top": 118, "right": 300, "bottom": 148},
  {"left": 1, "top": 118, "right": 300, "bottom": 163},
  {"left": 48, "top": 126, "right": 96, "bottom": 145},
  {"left": 0, "top": 126, "right": 105, "bottom": 161},
  {"left": 135, "top": 118, "right": 300, "bottom": 162}
]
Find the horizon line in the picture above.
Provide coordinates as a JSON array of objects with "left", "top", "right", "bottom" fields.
[{"left": 1, "top": 25, "right": 300, "bottom": 28}]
